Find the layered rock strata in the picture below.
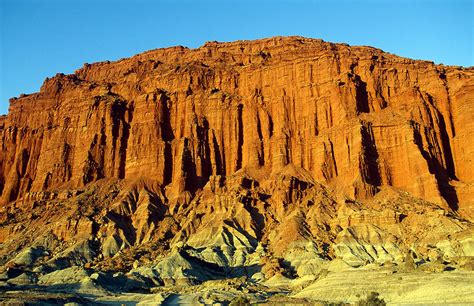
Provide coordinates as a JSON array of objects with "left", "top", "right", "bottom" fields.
[
  {"left": 0, "top": 37, "right": 473, "bottom": 303},
  {"left": 2, "top": 37, "right": 473, "bottom": 216}
]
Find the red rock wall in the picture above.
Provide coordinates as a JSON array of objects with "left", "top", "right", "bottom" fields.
[{"left": 1, "top": 37, "right": 473, "bottom": 217}]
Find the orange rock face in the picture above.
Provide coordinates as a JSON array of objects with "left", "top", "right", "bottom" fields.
[
  {"left": 1, "top": 36, "right": 472, "bottom": 219},
  {"left": 0, "top": 40, "right": 474, "bottom": 302}
]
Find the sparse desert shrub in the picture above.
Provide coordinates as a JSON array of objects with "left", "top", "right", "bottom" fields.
[{"left": 357, "top": 292, "right": 386, "bottom": 306}]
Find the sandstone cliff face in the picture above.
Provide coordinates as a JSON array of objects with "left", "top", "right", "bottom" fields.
[
  {"left": 0, "top": 37, "right": 473, "bottom": 303},
  {"left": 1, "top": 37, "right": 473, "bottom": 219}
]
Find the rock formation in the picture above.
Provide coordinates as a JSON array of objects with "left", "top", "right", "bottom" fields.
[{"left": 0, "top": 36, "right": 473, "bottom": 304}]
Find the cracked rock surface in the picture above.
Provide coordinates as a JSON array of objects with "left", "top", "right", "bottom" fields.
[{"left": 0, "top": 36, "right": 473, "bottom": 304}]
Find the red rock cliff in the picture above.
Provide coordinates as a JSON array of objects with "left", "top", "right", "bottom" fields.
[{"left": 1, "top": 36, "right": 473, "bottom": 219}]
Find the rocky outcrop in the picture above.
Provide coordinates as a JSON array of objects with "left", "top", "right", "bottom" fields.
[
  {"left": 1, "top": 37, "right": 473, "bottom": 218},
  {"left": 0, "top": 37, "right": 473, "bottom": 304}
]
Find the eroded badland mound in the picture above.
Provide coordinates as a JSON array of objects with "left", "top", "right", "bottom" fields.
[{"left": 0, "top": 36, "right": 473, "bottom": 304}]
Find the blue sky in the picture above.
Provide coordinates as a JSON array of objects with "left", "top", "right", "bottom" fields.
[{"left": 0, "top": 0, "right": 472, "bottom": 115}]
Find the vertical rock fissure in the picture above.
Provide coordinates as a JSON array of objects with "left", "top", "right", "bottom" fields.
[
  {"left": 438, "top": 69, "right": 456, "bottom": 137},
  {"left": 19, "top": 149, "right": 29, "bottom": 176},
  {"left": 314, "top": 104, "right": 319, "bottom": 136},
  {"left": 197, "top": 118, "right": 212, "bottom": 184},
  {"left": 268, "top": 112, "right": 274, "bottom": 138},
  {"left": 424, "top": 93, "right": 457, "bottom": 180},
  {"left": 256, "top": 110, "right": 265, "bottom": 165},
  {"left": 212, "top": 132, "right": 223, "bottom": 175},
  {"left": 436, "top": 111, "right": 457, "bottom": 180},
  {"left": 322, "top": 140, "right": 338, "bottom": 180},
  {"left": 111, "top": 99, "right": 131, "bottom": 180},
  {"left": 182, "top": 138, "right": 197, "bottom": 192},
  {"left": 118, "top": 124, "right": 130, "bottom": 180},
  {"left": 62, "top": 143, "right": 72, "bottom": 181},
  {"left": 236, "top": 104, "right": 243, "bottom": 170},
  {"left": 119, "top": 102, "right": 134, "bottom": 179},
  {"left": 160, "top": 93, "right": 175, "bottom": 185},
  {"left": 354, "top": 74, "right": 370, "bottom": 113},
  {"left": 110, "top": 104, "right": 120, "bottom": 177},
  {"left": 329, "top": 140, "right": 338, "bottom": 177},
  {"left": 221, "top": 133, "right": 227, "bottom": 176},
  {"left": 360, "top": 123, "right": 381, "bottom": 189},
  {"left": 412, "top": 122, "right": 459, "bottom": 210}
]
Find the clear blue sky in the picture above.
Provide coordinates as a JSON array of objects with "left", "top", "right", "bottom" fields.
[{"left": 0, "top": 0, "right": 472, "bottom": 115}]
